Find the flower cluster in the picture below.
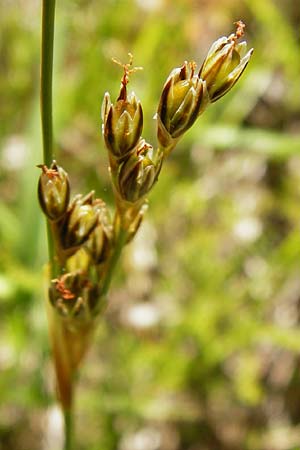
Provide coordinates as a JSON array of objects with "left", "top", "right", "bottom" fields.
[
  {"left": 156, "top": 20, "right": 253, "bottom": 154},
  {"left": 38, "top": 161, "right": 112, "bottom": 320},
  {"left": 100, "top": 21, "right": 253, "bottom": 236},
  {"left": 38, "top": 21, "right": 252, "bottom": 348},
  {"left": 102, "top": 56, "right": 163, "bottom": 231}
]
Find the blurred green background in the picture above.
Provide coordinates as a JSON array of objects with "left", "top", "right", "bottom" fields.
[{"left": 1, "top": 0, "right": 300, "bottom": 449}]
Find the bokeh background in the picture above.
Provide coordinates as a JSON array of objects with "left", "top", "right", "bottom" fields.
[{"left": 1, "top": 0, "right": 300, "bottom": 449}]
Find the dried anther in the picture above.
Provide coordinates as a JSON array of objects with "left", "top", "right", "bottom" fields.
[
  {"left": 111, "top": 53, "right": 143, "bottom": 89},
  {"left": 49, "top": 272, "right": 99, "bottom": 319},
  {"left": 53, "top": 276, "right": 75, "bottom": 300},
  {"left": 233, "top": 20, "right": 246, "bottom": 40}
]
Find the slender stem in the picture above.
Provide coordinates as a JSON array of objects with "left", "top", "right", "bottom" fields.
[
  {"left": 41, "top": 0, "right": 57, "bottom": 276},
  {"left": 41, "top": 0, "right": 56, "bottom": 166},
  {"left": 63, "top": 408, "right": 73, "bottom": 450},
  {"left": 41, "top": 4, "right": 75, "bottom": 449},
  {"left": 101, "top": 226, "right": 128, "bottom": 297}
]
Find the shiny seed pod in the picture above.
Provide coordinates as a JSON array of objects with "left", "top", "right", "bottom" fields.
[
  {"left": 157, "top": 61, "right": 209, "bottom": 149},
  {"left": 60, "top": 192, "right": 100, "bottom": 250},
  {"left": 118, "top": 140, "right": 163, "bottom": 203},
  {"left": 156, "top": 21, "right": 253, "bottom": 153},
  {"left": 37, "top": 161, "right": 70, "bottom": 221},
  {"left": 198, "top": 20, "right": 253, "bottom": 102},
  {"left": 102, "top": 85, "right": 143, "bottom": 159}
]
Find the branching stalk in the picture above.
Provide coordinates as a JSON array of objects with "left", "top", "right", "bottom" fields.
[{"left": 101, "top": 224, "right": 128, "bottom": 297}]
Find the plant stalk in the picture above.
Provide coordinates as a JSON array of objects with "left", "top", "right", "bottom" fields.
[
  {"left": 41, "top": 3, "right": 75, "bottom": 450},
  {"left": 101, "top": 225, "right": 128, "bottom": 297},
  {"left": 41, "top": 0, "right": 56, "bottom": 167},
  {"left": 63, "top": 408, "right": 73, "bottom": 450},
  {"left": 41, "top": 0, "right": 57, "bottom": 276}
]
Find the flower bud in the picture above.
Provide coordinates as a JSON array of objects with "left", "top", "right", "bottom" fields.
[
  {"left": 60, "top": 192, "right": 100, "bottom": 250},
  {"left": 49, "top": 272, "right": 100, "bottom": 319},
  {"left": 198, "top": 21, "right": 253, "bottom": 102},
  {"left": 37, "top": 161, "right": 70, "bottom": 221},
  {"left": 156, "top": 61, "right": 209, "bottom": 152},
  {"left": 118, "top": 140, "right": 163, "bottom": 203},
  {"left": 84, "top": 200, "right": 113, "bottom": 264},
  {"left": 102, "top": 83, "right": 143, "bottom": 159}
]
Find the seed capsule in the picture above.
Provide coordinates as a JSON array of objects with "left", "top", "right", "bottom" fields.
[
  {"left": 102, "top": 54, "right": 144, "bottom": 160},
  {"left": 118, "top": 140, "right": 163, "bottom": 203},
  {"left": 38, "top": 161, "right": 70, "bottom": 221},
  {"left": 60, "top": 192, "right": 100, "bottom": 250},
  {"left": 198, "top": 20, "right": 253, "bottom": 102},
  {"left": 84, "top": 200, "right": 113, "bottom": 264},
  {"left": 156, "top": 21, "right": 253, "bottom": 153},
  {"left": 102, "top": 85, "right": 143, "bottom": 159},
  {"left": 157, "top": 61, "right": 209, "bottom": 150}
]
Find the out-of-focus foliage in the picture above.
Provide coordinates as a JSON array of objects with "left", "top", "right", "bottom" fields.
[{"left": 1, "top": 0, "right": 300, "bottom": 449}]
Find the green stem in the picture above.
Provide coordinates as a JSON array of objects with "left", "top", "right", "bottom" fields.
[
  {"left": 101, "top": 226, "right": 128, "bottom": 297},
  {"left": 41, "top": 0, "right": 57, "bottom": 276},
  {"left": 63, "top": 407, "right": 73, "bottom": 450},
  {"left": 41, "top": 3, "right": 74, "bottom": 449},
  {"left": 41, "top": 0, "right": 56, "bottom": 167}
]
